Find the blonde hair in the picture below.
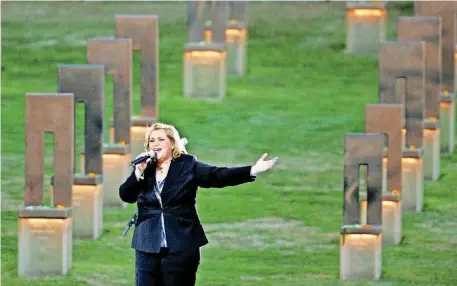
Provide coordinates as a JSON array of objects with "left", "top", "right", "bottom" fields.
[{"left": 144, "top": 122, "right": 187, "bottom": 159}]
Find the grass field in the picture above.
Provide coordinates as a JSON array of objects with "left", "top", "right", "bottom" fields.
[{"left": 2, "top": 1, "right": 457, "bottom": 285}]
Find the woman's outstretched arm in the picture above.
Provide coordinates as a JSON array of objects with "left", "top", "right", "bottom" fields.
[{"left": 195, "top": 153, "right": 278, "bottom": 188}]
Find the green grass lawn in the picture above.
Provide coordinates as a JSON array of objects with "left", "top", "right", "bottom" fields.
[{"left": 2, "top": 1, "right": 457, "bottom": 285}]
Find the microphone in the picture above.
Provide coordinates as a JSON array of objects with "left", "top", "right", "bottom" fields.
[{"left": 130, "top": 151, "right": 156, "bottom": 166}]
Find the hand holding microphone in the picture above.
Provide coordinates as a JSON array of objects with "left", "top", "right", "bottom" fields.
[
  {"left": 131, "top": 150, "right": 157, "bottom": 166},
  {"left": 133, "top": 150, "right": 156, "bottom": 179}
]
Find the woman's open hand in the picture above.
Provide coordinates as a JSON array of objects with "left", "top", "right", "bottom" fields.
[{"left": 252, "top": 153, "right": 278, "bottom": 175}]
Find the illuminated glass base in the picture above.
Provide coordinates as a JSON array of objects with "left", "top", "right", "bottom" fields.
[
  {"left": 101, "top": 153, "right": 130, "bottom": 208},
  {"left": 346, "top": 7, "right": 386, "bottom": 54},
  {"left": 440, "top": 101, "right": 455, "bottom": 153},
  {"left": 18, "top": 217, "right": 72, "bottom": 276},
  {"left": 184, "top": 45, "right": 227, "bottom": 99},
  {"left": 423, "top": 129, "right": 440, "bottom": 181},
  {"left": 340, "top": 232, "right": 382, "bottom": 280},
  {"left": 72, "top": 184, "right": 103, "bottom": 239},
  {"left": 402, "top": 157, "right": 423, "bottom": 212}
]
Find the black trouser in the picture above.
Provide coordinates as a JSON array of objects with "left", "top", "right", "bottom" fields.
[{"left": 135, "top": 247, "right": 200, "bottom": 286}]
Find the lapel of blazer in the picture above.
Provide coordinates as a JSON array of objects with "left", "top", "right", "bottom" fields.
[
  {"left": 161, "top": 156, "right": 184, "bottom": 203},
  {"left": 145, "top": 163, "right": 156, "bottom": 191}
]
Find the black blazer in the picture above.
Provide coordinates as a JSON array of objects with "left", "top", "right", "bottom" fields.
[{"left": 119, "top": 154, "right": 256, "bottom": 253}]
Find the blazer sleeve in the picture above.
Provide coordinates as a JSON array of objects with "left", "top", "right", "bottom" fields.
[
  {"left": 194, "top": 159, "right": 256, "bottom": 188},
  {"left": 119, "top": 169, "right": 142, "bottom": 203}
]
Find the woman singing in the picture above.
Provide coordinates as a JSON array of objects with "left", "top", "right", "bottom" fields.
[{"left": 119, "top": 122, "right": 278, "bottom": 286}]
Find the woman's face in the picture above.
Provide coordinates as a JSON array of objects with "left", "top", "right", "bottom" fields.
[{"left": 147, "top": 129, "right": 174, "bottom": 162}]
